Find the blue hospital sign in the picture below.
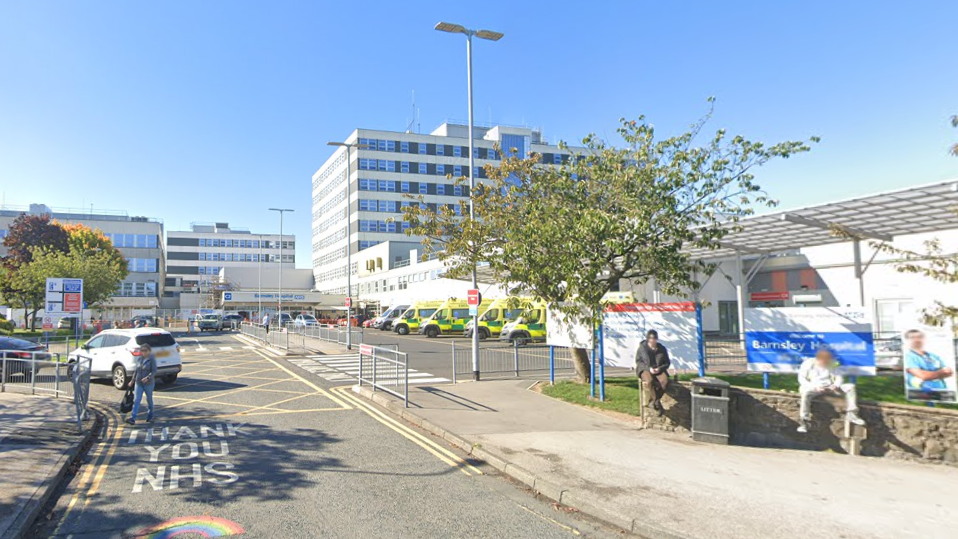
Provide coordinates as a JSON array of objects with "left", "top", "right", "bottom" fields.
[
  {"left": 224, "top": 292, "right": 233, "bottom": 301},
  {"left": 745, "top": 307, "right": 875, "bottom": 375}
]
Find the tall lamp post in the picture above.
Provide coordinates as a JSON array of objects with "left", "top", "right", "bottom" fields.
[
  {"left": 257, "top": 233, "right": 263, "bottom": 322},
  {"left": 268, "top": 208, "right": 294, "bottom": 325},
  {"left": 327, "top": 141, "right": 372, "bottom": 351},
  {"left": 435, "top": 21, "right": 504, "bottom": 381}
]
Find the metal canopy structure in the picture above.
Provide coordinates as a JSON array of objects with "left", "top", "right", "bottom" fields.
[
  {"left": 688, "top": 179, "right": 958, "bottom": 261},
  {"left": 687, "top": 179, "right": 958, "bottom": 339}
]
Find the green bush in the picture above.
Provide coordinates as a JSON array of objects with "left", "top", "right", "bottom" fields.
[{"left": 0, "top": 318, "right": 14, "bottom": 334}]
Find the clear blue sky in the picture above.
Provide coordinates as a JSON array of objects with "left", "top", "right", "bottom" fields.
[{"left": 1, "top": 1, "right": 956, "bottom": 267}]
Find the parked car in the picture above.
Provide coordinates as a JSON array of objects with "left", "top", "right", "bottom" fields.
[
  {"left": 130, "top": 315, "right": 158, "bottom": 328},
  {"left": 275, "top": 313, "right": 292, "bottom": 327},
  {"left": 221, "top": 314, "right": 244, "bottom": 330},
  {"left": 0, "top": 336, "right": 53, "bottom": 382},
  {"left": 58, "top": 316, "right": 80, "bottom": 330},
  {"left": 69, "top": 328, "right": 182, "bottom": 390},
  {"left": 293, "top": 314, "right": 319, "bottom": 328},
  {"left": 197, "top": 314, "right": 223, "bottom": 332}
]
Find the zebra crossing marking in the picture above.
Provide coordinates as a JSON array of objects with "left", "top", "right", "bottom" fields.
[{"left": 287, "top": 355, "right": 450, "bottom": 385}]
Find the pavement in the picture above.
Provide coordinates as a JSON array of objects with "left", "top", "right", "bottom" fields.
[
  {"left": 28, "top": 332, "right": 622, "bottom": 538},
  {"left": 0, "top": 392, "right": 94, "bottom": 539},
  {"left": 354, "top": 378, "right": 958, "bottom": 539}
]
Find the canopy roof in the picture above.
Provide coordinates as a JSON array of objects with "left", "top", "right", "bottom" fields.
[{"left": 688, "top": 179, "right": 958, "bottom": 260}]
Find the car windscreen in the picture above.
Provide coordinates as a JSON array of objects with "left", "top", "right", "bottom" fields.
[{"left": 135, "top": 334, "right": 177, "bottom": 347}]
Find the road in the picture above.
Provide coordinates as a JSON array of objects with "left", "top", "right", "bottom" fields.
[{"left": 34, "top": 332, "right": 620, "bottom": 538}]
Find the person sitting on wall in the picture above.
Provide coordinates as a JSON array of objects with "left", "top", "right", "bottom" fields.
[
  {"left": 797, "top": 348, "right": 865, "bottom": 433},
  {"left": 635, "top": 329, "right": 671, "bottom": 416}
]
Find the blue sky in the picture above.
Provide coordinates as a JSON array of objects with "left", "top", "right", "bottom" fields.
[{"left": 1, "top": 1, "right": 955, "bottom": 268}]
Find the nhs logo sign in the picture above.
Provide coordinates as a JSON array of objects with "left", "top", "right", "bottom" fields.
[{"left": 223, "top": 292, "right": 233, "bottom": 301}]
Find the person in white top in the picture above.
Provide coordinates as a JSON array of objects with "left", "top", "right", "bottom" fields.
[{"left": 797, "top": 348, "right": 865, "bottom": 433}]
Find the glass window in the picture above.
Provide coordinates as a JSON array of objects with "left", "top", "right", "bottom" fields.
[
  {"left": 359, "top": 200, "right": 377, "bottom": 211},
  {"left": 436, "top": 144, "right": 444, "bottom": 156},
  {"left": 379, "top": 180, "right": 396, "bottom": 192},
  {"left": 454, "top": 185, "right": 463, "bottom": 196},
  {"left": 401, "top": 161, "right": 410, "bottom": 173},
  {"left": 378, "top": 159, "right": 387, "bottom": 171},
  {"left": 454, "top": 165, "right": 462, "bottom": 177},
  {"left": 436, "top": 184, "right": 445, "bottom": 196},
  {"left": 386, "top": 160, "right": 395, "bottom": 172},
  {"left": 419, "top": 183, "right": 428, "bottom": 194},
  {"left": 400, "top": 141, "right": 409, "bottom": 153},
  {"left": 418, "top": 143, "right": 426, "bottom": 155},
  {"left": 554, "top": 153, "right": 562, "bottom": 165},
  {"left": 418, "top": 163, "right": 427, "bottom": 174},
  {"left": 401, "top": 181, "right": 410, "bottom": 193},
  {"left": 436, "top": 164, "right": 445, "bottom": 175},
  {"left": 454, "top": 146, "right": 462, "bottom": 157}
]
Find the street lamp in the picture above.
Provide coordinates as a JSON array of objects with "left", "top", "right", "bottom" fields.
[
  {"left": 268, "top": 208, "right": 294, "bottom": 326},
  {"left": 327, "top": 141, "right": 372, "bottom": 351},
  {"left": 435, "top": 21, "right": 504, "bottom": 381}
]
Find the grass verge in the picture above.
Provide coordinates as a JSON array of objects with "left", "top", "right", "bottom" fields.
[{"left": 541, "top": 374, "right": 957, "bottom": 415}]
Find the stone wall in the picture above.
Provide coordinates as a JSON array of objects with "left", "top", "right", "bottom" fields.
[{"left": 644, "top": 381, "right": 958, "bottom": 465}]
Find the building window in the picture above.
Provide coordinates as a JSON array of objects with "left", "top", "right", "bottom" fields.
[
  {"left": 359, "top": 179, "right": 376, "bottom": 191},
  {"left": 418, "top": 143, "right": 426, "bottom": 155},
  {"left": 401, "top": 161, "right": 410, "bottom": 173},
  {"left": 419, "top": 163, "right": 427, "bottom": 174},
  {"left": 436, "top": 184, "right": 445, "bottom": 196},
  {"left": 384, "top": 221, "right": 398, "bottom": 233},
  {"left": 359, "top": 240, "right": 380, "bottom": 250},
  {"left": 379, "top": 180, "right": 396, "bottom": 192},
  {"left": 436, "top": 144, "right": 445, "bottom": 156},
  {"left": 359, "top": 199, "right": 377, "bottom": 211},
  {"left": 454, "top": 185, "right": 463, "bottom": 196},
  {"left": 454, "top": 165, "right": 462, "bottom": 177},
  {"left": 419, "top": 183, "right": 428, "bottom": 195},
  {"left": 454, "top": 146, "right": 462, "bottom": 157},
  {"left": 554, "top": 153, "right": 562, "bottom": 165},
  {"left": 486, "top": 147, "right": 497, "bottom": 160},
  {"left": 454, "top": 204, "right": 463, "bottom": 216},
  {"left": 436, "top": 164, "right": 445, "bottom": 175},
  {"left": 401, "top": 181, "right": 410, "bottom": 193},
  {"left": 379, "top": 200, "right": 398, "bottom": 213},
  {"left": 400, "top": 141, "right": 409, "bottom": 153}
]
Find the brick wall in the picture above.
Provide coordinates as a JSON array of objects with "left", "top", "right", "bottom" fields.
[{"left": 645, "top": 382, "right": 958, "bottom": 465}]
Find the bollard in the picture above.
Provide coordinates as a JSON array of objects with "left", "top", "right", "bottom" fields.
[
  {"left": 55, "top": 360, "right": 60, "bottom": 397},
  {"left": 549, "top": 346, "right": 555, "bottom": 385},
  {"left": 452, "top": 340, "right": 457, "bottom": 384},
  {"left": 372, "top": 348, "right": 377, "bottom": 391},
  {"left": 31, "top": 358, "right": 37, "bottom": 395},
  {"left": 514, "top": 339, "right": 520, "bottom": 377}
]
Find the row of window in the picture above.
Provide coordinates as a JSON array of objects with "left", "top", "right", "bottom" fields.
[
  {"left": 357, "top": 159, "right": 486, "bottom": 179},
  {"left": 115, "top": 281, "right": 157, "bottom": 297},
  {"left": 104, "top": 233, "right": 159, "bottom": 249},
  {"left": 359, "top": 199, "right": 462, "bottom": 215},
  {"left": 196, "top": 238, "right": 292, "bottom": 249},
  {"left": 314, "top": 208, "right": 346, "bottom": 236},
  {"left": 313, "top": 246, "right": 346, "bottom": 268},
  {"left": 313, "top": 169, "right": 346, "bottom": 206},
  {"left": 358, "top": 179, "right": 466, "bottom": 197},
  {"left": 198, "top": 252, "right": 288, "bottom": 262},
  {"left": 313, "top": 190, "right": 346, "bottom": 222},
  {"left": 359, "top": 220, "right": 411, "bottom": 234},
  {"left": 356, "top": 268, "right": 447, "bottom": 294},
  {"left": 359, "top": 240, "right": 381, "bottom": 250},
  {"left": 358, "top": 137, "right": 500, "bottom": 160},
  {"left": 317, "top": 227, "right": 346, "bottom": 251},
  {"left": 313, "top": 150, "right": 346, "bottom": 191},
  {"left": 127, "top": 258, "right": 158, "bottom": 273}
]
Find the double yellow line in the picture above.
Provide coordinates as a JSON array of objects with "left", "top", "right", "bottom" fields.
[{"left": 331, "top": 386, "right": 482, "bottom": 477}]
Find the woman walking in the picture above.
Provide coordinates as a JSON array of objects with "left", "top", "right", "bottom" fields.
[{"left": 127, "top": 343, "right": 157, "bottom": 425}]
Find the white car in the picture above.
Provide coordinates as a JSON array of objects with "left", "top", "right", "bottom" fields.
[
  {"left": 293, "top": 314, "right": 319, "bottom": 328},
  {"left": 69, "top": 328, "right": 183, "bottom": 390}
]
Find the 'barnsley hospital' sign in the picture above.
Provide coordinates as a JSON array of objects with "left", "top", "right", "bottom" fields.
[{"left": 745, "top": 307, "right": 875, "bottom": 375}]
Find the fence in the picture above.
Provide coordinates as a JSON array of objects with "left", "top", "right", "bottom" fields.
[
  {"left": 358, "top": 344, "right": 409, "bottom": 407},
  {"left": 452, "top": 341, "right": 576, "bottom": 382},
  {"left": 239, "top": 322, "right": 293, "bottom": 351},
  {"left": 0, "top": 352, "right": 92, "bottom": 431},
  {"left": 290, "top": 324, "right": 365, "bottom": 347}
]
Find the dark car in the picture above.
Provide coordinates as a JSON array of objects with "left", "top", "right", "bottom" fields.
[
  {"left": 0, "top": 337, "right": 53, "bottom": 381},
  {"left": 221, "top": 314, "right": 244, "bottom": 330}
]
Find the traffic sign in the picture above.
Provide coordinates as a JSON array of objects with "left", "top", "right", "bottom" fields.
[
  {"left": 469, "top": 305, "right": 478, "bottom": 316},
  {"left": 42, "top": 316, "right": 54, "bottom": 330},
  {"left": 45, "top": 278, "right": 83, "bottom": 314},
  {"left": 467, "top": 289, "right": 481, "bottom": 306},
  {"left": 359, "top": 344, "right": 373, "bottom": 356},
  {"left": 345, "top": 297, "right": 352, "bottom": 308}
]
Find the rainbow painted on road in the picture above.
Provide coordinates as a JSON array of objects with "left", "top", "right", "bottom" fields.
[{"left": 137, "top": 516, "right": 245, "bottom": 538}]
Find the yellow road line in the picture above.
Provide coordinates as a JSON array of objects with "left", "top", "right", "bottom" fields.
[
  {"left": 86, "top": 407, "right": 125, "bottom": 497},
  {"left": 247, "top": 346, "right": 352, "bottom": 409},
  {"left": 332, "top": 386, "right": 482, "bottom": 476},
  {"left": 236, "top": 391, "right": 326, "bottom": 414},
  {"left": 159, "top": 377, "right": 296, "bottom": 410},
  {"left": 170, "top": 407, "right": 348, "bottom": 421},
  {"left": 53, "top": 402, "right": 115, "bottom": 530}
]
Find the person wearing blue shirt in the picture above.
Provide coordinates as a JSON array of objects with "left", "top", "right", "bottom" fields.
[{"left": 904, "top": 329, "right": 954, "bottom": 392}]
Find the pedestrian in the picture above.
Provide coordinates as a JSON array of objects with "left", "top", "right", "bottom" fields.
[
  {"left": 126, "top": 343, "right": 157, "bottom": 425},
  {"left": 634, "top": 329, "right": 671, "bottom": 415},
  {"left": 263, "top": 313, "right": 270, "bottom": 334},
  {"left": 797, "top": 348, "right": 865, "bottom": 433}
]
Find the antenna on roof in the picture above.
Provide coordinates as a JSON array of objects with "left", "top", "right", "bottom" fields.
[{"left": 405, "top": 90, "right": 422, "bottom": 134}]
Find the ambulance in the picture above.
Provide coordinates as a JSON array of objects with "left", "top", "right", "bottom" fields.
[
  {"left": 418, "top": 296, "right": 494, "bottom": 338},
  {"left": 497, "top": 291, "right": 636, "bottom": 343},
  {"left": 391, "top": 300, "right": 444, "bottom": 336},
  {"left": 464, "top": 297, "right": 533, "bottom": 340}
]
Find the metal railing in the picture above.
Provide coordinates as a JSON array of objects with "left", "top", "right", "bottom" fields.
[
  {"left": 1, "top": 351, "right": 92, "bottom": 431},
  {"left": 358, "top": 344, "right": 409, "bottom": 407},
  {"left": 240, "top": 322, "right": 291, "bottom": 351},
  {"left": 452, "top": 341, "right": 576, "bottom": 382},
  {"left": 289, "top": 324, "right": 365, "bottom": 347}
]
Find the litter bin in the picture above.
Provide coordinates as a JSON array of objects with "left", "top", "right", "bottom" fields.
[{"left": 691, "top": 377, "right": 731, "bottom": 444}]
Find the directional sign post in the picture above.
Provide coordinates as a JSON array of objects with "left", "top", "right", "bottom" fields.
[
  {"left": 466, "top": 289, "right": 481, "bottom": 306},
  {"left": 46, "top": 278, "right": 83, "bottom": 314},
  {"left": 345, "top": 297, "right": 352, "bottom": 308}
]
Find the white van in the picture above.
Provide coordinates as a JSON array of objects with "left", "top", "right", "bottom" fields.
[
  {"left": 69, "top": 328, "right": 183, "bottom": 390},
  {"left": 374, "top": 304, "right": 410, "bottom": 331}
]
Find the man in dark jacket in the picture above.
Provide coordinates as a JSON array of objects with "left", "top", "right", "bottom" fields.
[{"left": 635, "top": 329, "right": 671, "bottom": 415}]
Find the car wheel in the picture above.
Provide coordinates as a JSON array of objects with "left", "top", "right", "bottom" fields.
[
  {"left": 163, "top": 374, "right": 178, "bottom": 385},
  {"left": 112, "top": 365, "right": 128, "bottom": 390},
  {"left": 478, "top": 328, "right": 490, "bottom": 340},
  {"left": 425, "top": 326, "right": 439, "bottom": 338},
  {"left": 397, "top": 325, "right": 409, "bottom": 336}
]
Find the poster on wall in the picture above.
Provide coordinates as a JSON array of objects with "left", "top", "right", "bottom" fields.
[
  {"left": 546, "top": 307, "right": 595, "bottom": 350},
  {"left": 601, "top": 302, "right": 700, "bottom": 371},
  {"left": 745, "top": 307, "right": 875, "bottom": 375},
  {"left": 900, "top": 318, "right": 957, "bottom": 404}
]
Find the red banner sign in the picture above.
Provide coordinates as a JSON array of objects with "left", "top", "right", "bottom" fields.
[{"left": 750, "top": 291, "right": 790, "bottom": 301}]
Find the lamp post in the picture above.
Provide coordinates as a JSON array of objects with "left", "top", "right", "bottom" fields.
[
  {"left": 327, "top": 141, "right": 372, "bottom": 351},
  {"left": 268, "top": 208, "right": 293, "bottom": 326},
  {"left": 435, "top": 21, "right": 504, "bottom": 381},
  {"left": 257, "top": 233, "right": 263, "bottom": 322}
]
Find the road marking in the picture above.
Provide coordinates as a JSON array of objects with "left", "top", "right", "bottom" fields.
[
  {"left": 244, "top": 342, "right": 352, "bottom": 409},
  {"left": 331, "top": 386, "right": 482, "bottom": 477},
  {"left": 289, "top": 356, "right": 451, "bottom": 386},
  {"left": 219, "top": 346, "right": 234, "bottom": 351}
]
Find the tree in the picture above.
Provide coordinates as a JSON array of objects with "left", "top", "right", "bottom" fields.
[
  {"left": 0, "top": 214, "right": 71, "bottom": 328},
  {"left": 951, "top": 115, "right": 957, "bottom": 157},
  {"left": 404, "top": 105, "right": 816, "bottom": 382}
]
